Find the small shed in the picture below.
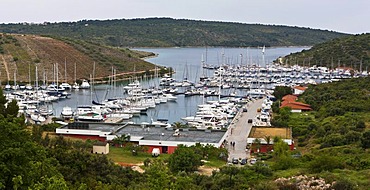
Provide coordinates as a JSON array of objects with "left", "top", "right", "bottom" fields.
[{"left": 93, "top": 142, "right": 109, "bottom": 154}]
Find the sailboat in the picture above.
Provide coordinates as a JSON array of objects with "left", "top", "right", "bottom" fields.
[
  {"left": 24, "top": 64, "right": 33, "bottom": 90},
  {"left": 59, "top": 58, "right": 72, "bottom": 90},
  {"left": 47, "top": 63, "right": 65, "bottom": 92},
  {"left": 72, "top": 62, "right": 80, "bottom": 89},
  {"left": 40, "top": 69, "right": 47, "bottom": 90},
  {"left": 11, "top": 70, "right": 18, "bottom": 90},
  {"left": 4, "top": 80, "right": 11, "bottom": 91}
]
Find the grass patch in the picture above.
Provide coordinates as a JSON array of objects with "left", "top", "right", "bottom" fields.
[
  {"left": 273, "top": 168, "right": 306, "bottom": 178},
  {"left": 107, "top": 146, "right": 170, "bottom": 164},
  {"left": 203, "top": 158, "right": 226, "bottom": 168}
]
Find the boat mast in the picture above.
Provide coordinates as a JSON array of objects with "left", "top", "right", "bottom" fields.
[
  {"left": 35, "top": 65, "right": 38, "bottom": 91},
  {"left": 28, "top": 63, "right": 31, "bottom": 86},
  {"left": 56, "top": 63, "right": 59, "bottom": 89},
  {"left": 64, "top": 57, "right": 67, "bottom": 83},
  {"left": 53, "top": 63, "right": 55, "bottom": 85},
  {"left": 13, "top": 70, "right": 16, "bottom": 88},
  {"left": 74, "top": 62, "right": 77, "bottom": 84}
]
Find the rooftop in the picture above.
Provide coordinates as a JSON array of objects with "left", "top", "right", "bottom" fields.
[
  {"left": 282, "top": 94, "right": 298, "bottom": 101},
  {"left": 61, "top": 122, "right": 226, "bottom": 144},
  {"left": 280, "top": 101, "right": 312, "bottom": 110},
  {"left": 116, "top": 125, "right": 226, "bottom": 144}
]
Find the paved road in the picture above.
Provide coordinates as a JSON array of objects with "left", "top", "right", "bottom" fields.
[{"left": 226, "top": 98, "right": 264, "bottom": 161}]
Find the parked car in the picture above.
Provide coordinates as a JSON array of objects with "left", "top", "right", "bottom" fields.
[
  {"left": 240, "top": 158, "right": 247, "bottom": 165},
  {"left": 232, "top": 158, "right": 239, "bottom": 164},
  {"left": 250, "top": 158, "right": 257, "bottom": 165},
  {"left": 243, "top": 108, "right": 248, "bottom": 112},
  {"left": 248, "top": 119, "right": 253, "bottom": 123}
]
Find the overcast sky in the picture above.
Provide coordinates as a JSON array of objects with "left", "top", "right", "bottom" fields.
[{"left": 1, "top": 0, "right": 369, "bottom": 34}]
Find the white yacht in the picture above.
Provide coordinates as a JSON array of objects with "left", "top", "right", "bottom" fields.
[
  {"left": 59, "top": 82, "right": 72, "bottom": 90},
  {"left": 46, "top": 84, "right": 65, "bottom": 92},
  {"left": 61, "top": 106, "right": 74, "bottom": 119},
  {"left": 30, "top": 114, "right": 46, "bottom": 123},
  {"left": 163, "top": 93, "right": 177, "bottom": 102},
  {"left": 79, "top": 79, "right": 90, "bottom": 89},
  {"left": 4, "top": 84, "right": 11, "bottom": 91},
  {"left": 72, "top": 82, "right": 80, "bottom": 90}
]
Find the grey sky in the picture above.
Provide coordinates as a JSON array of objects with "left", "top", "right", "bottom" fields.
[{"left": 1, "top": 0, "right": 369, "bottom": 34}]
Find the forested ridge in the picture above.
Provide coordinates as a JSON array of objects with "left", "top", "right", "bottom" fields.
[
  {"left": 0, "top": 18, "right": 347, "bottom": 47},
  {"left": 276, "top": 33, "right": 370, "bottom": 69}
]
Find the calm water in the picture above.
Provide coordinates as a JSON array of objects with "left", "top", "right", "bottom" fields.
[{"left": 52, "top": 47, "right": 308, "bottom": 124}]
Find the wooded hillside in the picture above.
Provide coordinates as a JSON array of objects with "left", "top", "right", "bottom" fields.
[
  {"left": 276, "top": 33, "right": 370, "bottom": 69},
  {"left": 0, "top": 18, "right": 348, "bottom": 47}
]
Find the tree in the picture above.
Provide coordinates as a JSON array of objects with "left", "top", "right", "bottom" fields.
[
  {"left": 168, "top": 145, "right": 202, "bottom": 173},
  {"left": 144, "top": 159, "right": 172, "bottom": 190},
  {"left": 0, "top": 117, "right": 61, "bottom": 189},
  {"left": 253, "top": 138, "right": 262, "bottom": 152},
  {"left": 219, "top": 166, "right": 239, "bottom": 187},
  {"left": 29, "top": 176, "right": 68, "bottom": 190},
  {"left": 272, "top": 139, "right": 289, "bottom": 158},
  {"left": 272, "top": 86, "right": 292, "bottom": 100},
  {"left": 0, "top": 88, "right": 7, "bottom": 116},
  {"left": 173, "top": 121, "right": 187, "bottom": 128},
  {"left": 264, "top": 136, "right": 272, "bottom": 151},
  {"left": 112, "top": 134, "right": 130, "bottom": 147},
  {"left": 273, "top": 136, "right": 282, "bottom": 144}
]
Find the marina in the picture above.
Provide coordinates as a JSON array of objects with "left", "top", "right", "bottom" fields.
[{"left": 3, "top": 47, "right": 369, "bottom": 126}]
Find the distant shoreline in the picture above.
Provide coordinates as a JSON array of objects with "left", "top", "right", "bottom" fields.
[{"left": 132, "top": 45, "right": 312, "bottom": 49}]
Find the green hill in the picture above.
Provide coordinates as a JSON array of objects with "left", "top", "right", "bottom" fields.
[
  {"left": 0, "top": 33, "right": 155, "bottom": 83},
  {"left": 0, "top": 18, "right": 348, "bottom": 47},
  {"left": 276, "top": 33, "right": 370, "bottom": 69}
]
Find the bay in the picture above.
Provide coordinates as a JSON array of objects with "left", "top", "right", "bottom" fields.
[{"left": 52, "top": 47, "right": 308, "bottom": 124}]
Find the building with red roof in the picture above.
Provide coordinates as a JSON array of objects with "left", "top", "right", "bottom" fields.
[
  {"left": 281, "top": 94, "right": 312, "bottom": 112},
  {"left": 282, "top": 94, "right": 298, "bottom": 101}
]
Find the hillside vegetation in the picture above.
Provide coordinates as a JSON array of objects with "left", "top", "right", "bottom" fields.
[
  {"left": 0, "top": 33, "right": 155, "bottom": 83},
  {"left": 269, "top": 77, "right": 370, "bottom": 188},
  {"left": 276, "top": 33, "right": 370, "bottom": 69},
  {"left": 0, "top": 18, "right": 348, "bottom": 47}
]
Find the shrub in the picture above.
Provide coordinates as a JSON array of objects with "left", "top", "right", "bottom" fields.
[
  {"left": 320, "top": 133, "right": 346, "bottom": 148},
  {"left": 344, "top": 131, "right": 361, "bottom": 144},
  {"left": 309, "top": 155, "right": 343, "bottom": 173},
  {"left": 332, "top": 178, "right": 356, "bottom": 190},
  {"left": 273, "top": 155, "right": 296, "bottom": 170}
]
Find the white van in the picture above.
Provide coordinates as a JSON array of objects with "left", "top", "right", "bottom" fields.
[{"left": 152, "top": 148, "right": 160, "bottom": 157}]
